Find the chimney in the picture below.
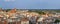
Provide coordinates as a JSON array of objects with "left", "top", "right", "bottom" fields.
[{"left": 0, "top": 8, "right": 2, "bottom": 11}]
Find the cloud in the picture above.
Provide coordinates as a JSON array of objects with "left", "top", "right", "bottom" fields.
[
  {"left": 5, "top": 0, "right": 10, "bottom": 1},
  {"left": 4, "top": 0, "right": 15, "bottom": 2}
]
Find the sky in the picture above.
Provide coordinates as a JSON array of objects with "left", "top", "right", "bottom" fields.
[{"left": 0, "top": 0, "right": 60, "bottom": 9}]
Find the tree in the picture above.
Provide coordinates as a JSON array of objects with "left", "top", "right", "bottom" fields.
[
  {"left": 54, "top": 19, "right": 60, "bottom": 23},
  {"left": 6, "top": 9, "right": 11, "bottom": 12},
  {"left": 28, "top": 10, "right": 46, "bottom": 15}
]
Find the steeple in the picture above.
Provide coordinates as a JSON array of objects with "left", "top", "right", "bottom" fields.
[{"left": 10, "top": 8, "right": 16, "bottom": 13}]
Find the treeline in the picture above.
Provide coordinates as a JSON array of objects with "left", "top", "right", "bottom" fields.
[{"left": 28, "top": 10, "right": 46, "bottom": 15}]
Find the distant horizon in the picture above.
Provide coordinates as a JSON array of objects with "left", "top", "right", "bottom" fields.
[{"left": 2, "top": 8, "right": 60, "bottom": 9}]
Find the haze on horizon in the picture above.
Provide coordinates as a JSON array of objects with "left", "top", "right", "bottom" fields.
[{"left": 0, "top": 0, "right": 60, "bottom": 9}]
